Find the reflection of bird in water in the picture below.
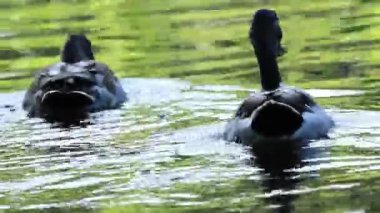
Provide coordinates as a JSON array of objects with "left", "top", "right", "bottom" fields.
[{"left": 249, "top": 139, "right": 321, "bottom": 213}]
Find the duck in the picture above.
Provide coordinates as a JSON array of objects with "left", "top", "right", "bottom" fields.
[
  {"left": 22, "top": 34, "right": 127, "bottom": 122},
  {"left": 224, "top": 9, "right": 334, "bottom": 143}
]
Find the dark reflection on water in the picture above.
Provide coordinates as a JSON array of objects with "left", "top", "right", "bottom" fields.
[
  {"left": 1, "top": 0, "right": 379, "bottom": 94},
  {"left": 4, "top": 28, "right": 98, "bottom": 40},
  {"left": 0, "top": 46, "right": 61, "bottom": 60},
  {"left": 251, "top": 140, "right": 307, "bottom": 176},
  {"left": 0, "top": 0, "right": 379, "bottom": 212},
  {"left": 302, "top": 39, "right": 380, "bottom": 52},
  {"left": 27, "top": 15, "right": 96, "bottom": 24},
  {"left": 250, "top": 140, "right": 319, "bottom": 213},
  {"left": 0, "top": 78, "right": 377, "bottom": 212}
]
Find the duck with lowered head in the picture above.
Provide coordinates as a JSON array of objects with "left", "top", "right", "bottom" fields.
[
  {"left": 22, "top": 35, "right": 127, "bottom": 123},
  {"left": 224, "top": 9, "right": 334, "bottom": 143}
]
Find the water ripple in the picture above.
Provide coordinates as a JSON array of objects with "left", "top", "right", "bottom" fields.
[{"left": 0, "top": 78, "right": 378, "bottom": 211}]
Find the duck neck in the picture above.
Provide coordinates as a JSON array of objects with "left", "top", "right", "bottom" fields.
[
  {"left": 256, "top": 53, "right": 281, "bottom": 91},
  {"left": 62, "top": 36, "right": 94, "bottom": 64}
]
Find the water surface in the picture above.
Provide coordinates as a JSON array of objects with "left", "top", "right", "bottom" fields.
[{"left": 0, "top": 0, "right": 379, "bottom": 212}]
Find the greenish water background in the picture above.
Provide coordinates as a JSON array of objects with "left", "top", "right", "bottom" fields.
[
  {"left": 0, "top": 0, "right": 379, "bottom": 212},
  {"left": 1, "top": 1, "right": 379, "bottom": 92}
]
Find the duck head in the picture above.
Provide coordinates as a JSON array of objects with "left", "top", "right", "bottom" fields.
[
  {"left": 249, "top": 9, "right": 286, "bottom": 91},
  {"left": 249, "top": 9, "right": 286, "bottom": 58},
  {"left": 62, "top": 34, "right": 94, "bottom": 63}
]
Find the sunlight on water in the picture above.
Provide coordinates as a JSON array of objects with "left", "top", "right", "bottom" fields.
[
  {"left": 0, "top": 78, "right": 379, "bottom": 212},
  {"left": 0, "top": 0, "right": 379, "bottom": 212}
]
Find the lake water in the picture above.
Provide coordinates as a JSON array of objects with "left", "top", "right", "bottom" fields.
[{"left": 0, "top": 0, "right": 379, "bottom": 212}]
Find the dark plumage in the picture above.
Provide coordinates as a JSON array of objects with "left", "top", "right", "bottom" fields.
[
  {"left": 23, "top": 35, "right": 127, "bottom": 122},
  {"left": 224, "top": 9, "right": 334, "bottom": 142}
]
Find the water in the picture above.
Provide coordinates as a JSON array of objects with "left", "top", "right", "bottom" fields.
[
  {"left": 0, "top": 0, "right": 379, "bottom": 212},
  {"left": 0, "top": 79, "right": 378, "bottom": 212}
]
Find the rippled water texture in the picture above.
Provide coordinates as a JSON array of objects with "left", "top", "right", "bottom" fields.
[
  {"left": 0, "top": 0, "right": 379, "bottom": 212},
  {"left": 0, "top": 79, "right": 378, "bottom": 212}
]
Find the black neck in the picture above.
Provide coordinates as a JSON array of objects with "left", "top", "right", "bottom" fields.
[
  {"left": 61, "top": 36, "right": 94, "bottom": 64},
  {"left": 255, "top": 48, "right": 281, "bottom": 91}
]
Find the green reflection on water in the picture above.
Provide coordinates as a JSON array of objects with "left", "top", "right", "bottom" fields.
[
  {"left": 0, "top": 0, "right": 380, "bottom": 213},
  {"left": 0, "top": 0, "right": 379, "bottom": 94}
]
